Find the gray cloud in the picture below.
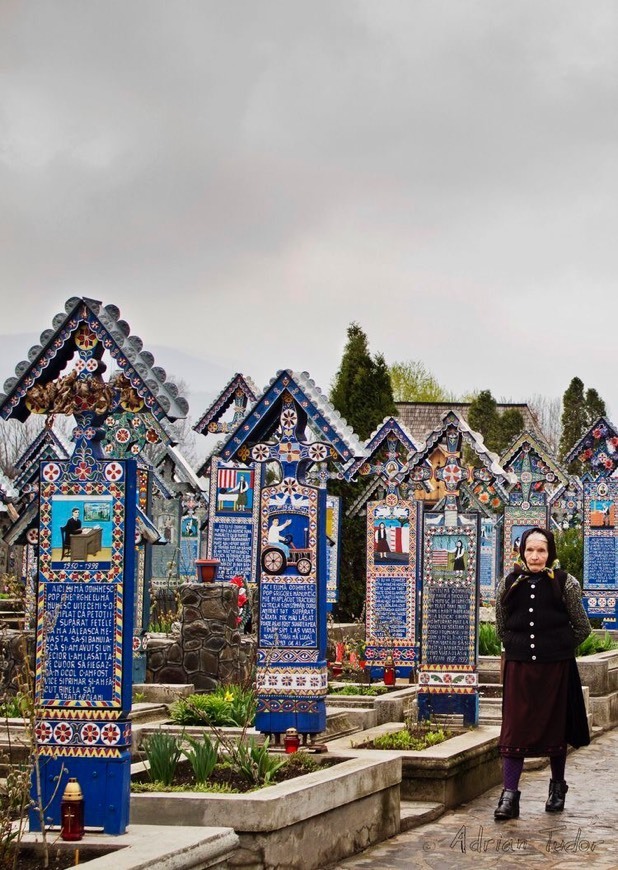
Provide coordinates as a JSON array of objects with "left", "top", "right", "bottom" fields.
[{"left": 1, "top": 1, "right": 617, "bottom": 417}]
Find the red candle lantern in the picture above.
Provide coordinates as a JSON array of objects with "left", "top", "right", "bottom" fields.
[
  {"left": 284, "top": 727, "right": 301, "bottom": 753},
  {"left": 60, "top": 778, "right": 84, "bottom": 841},
  {"left": 383, "top": 655, "right": 396, "bottom": 687}
]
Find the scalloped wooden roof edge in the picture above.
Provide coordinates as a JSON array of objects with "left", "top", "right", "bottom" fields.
[
  {"left": 193, "top": 372, "right": 260, "bottom": 434},
  {"left": 564, "top": 415, "right": 618, "bottom": 466},
  {"left": 499, "top": 429, "right": 569, "bottom": 490},
  {"left": 0, "top": 296, "right": 189, "bottom": 423},
  {"left": 346, "top": 415, "right": 421, "bottom": 480},
  {"left": 408, "top": 409, "right": 517, "bottom": 499},
  {"left": 218, "top": 369, "right": 366, "bottom": 465}
]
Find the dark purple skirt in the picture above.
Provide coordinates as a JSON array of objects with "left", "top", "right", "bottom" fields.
[{"left": 499, "top": 660, "right": 569, "bottom": 758}]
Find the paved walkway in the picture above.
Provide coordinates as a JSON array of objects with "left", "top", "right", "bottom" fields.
[{"left": 329, "top": 728, "right": 618, "bottom": 869}]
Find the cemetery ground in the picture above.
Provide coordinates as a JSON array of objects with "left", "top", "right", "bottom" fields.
[{"left": 4, "top": 642, "right": 617, "bottom": 869}]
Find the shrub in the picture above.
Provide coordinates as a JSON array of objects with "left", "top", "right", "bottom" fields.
[
  {"left": 555, "top": 527, "right": 584, "bottom": 579},
  {"left": 576, "top": 632, "right": 618, "bottom": 657},
  {"left": 170, "top": 686, "right": 256, "bottom": 728}
]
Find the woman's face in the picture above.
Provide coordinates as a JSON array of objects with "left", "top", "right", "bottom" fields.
[{"left": 524, "top": 534, "right": 549, "bottom": 572}]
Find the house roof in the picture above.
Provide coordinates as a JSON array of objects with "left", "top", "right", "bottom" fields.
[{"left": 395, "top": 401, "right": 544, "bottom": 445}]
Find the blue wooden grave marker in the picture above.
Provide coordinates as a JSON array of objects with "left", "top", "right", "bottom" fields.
[
  {"left": 347, "top": 417, "right": 422, "bottom": 679},
  {"left": 500, "top": 431, "right": 567, "bottom": 575},
  {"left": 566, "top": 417, "right": 618, "bottom": 628},
  {"left": 0, "top": 297, "right": 187, "bottom": 834},
  {"left": 408, "top": 411, "right": 512, "bottom": 726},
  {"left": 219, "top": 370, "right": 363, "bottom": 738}
]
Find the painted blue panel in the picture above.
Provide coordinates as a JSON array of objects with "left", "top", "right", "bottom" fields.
[
  {"left": 44, "top": 582, "right": 117, "bottom": 703},
  {"left": 260, "top": 581, "right": 317, "bottom": 647},
  {"left": 212, "top": 519, "right": 254, "bottom": 580},
  {"left": 425, "top": 585, "right": 471, "bottom": 666}
]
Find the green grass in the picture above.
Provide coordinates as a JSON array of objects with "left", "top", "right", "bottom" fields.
[
  {"left": 370, "top": 725, "right": 451, "bottom": 751},
  {"left": 329, "top": 685, "right": 389, "bottom": 696},
  {"left": 132, "top": 780, "right": 236, "bottom": 794}
]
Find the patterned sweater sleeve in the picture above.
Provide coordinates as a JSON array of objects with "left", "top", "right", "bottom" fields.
[
  {"left": 494, "top": 578, "right": 506, "bottom": 642},
  {"left": 564, "top": 574, "right": 592, "bottom": 647}
]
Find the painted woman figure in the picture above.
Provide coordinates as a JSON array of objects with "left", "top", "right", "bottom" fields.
[
  {"left": 493, "top": 527, "right": 591, "bottom": 821},
  {"left": 374, "top": 522, "right": 390, "bottom": 559},
  {"left": 453, "top": 539, "right": 466, "bottom": 571}
]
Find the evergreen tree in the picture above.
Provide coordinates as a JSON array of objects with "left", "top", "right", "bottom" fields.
[
  {"left": 585, "top": 388, "right": 606, "bottom": 427},
  {"left": 330, "top": 323, "right": 396, "bottom": 439},
  {"left": 558, "top": 377, "right": 588, "bottom": 462},
  {"left": 496, "top": 408, "right": 525, "bottom": 455},
  {"left": 329, "top": 324, "right": 396, "bottom": 619},
  {"left": 467, "top": 389, "right": 524, "bottom": 455},
  {"left": 467, "top": 390, "right": 499, "bottom": 450}
]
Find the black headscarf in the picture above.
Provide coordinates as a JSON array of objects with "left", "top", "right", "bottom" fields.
[
  {"left": 503, "top": 526, "right": 566, "bottom": 602},
  {"left": 519, "top": 527, "right": 557, "bottom": 569}
]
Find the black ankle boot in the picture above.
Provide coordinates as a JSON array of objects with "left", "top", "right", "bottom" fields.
[
  {"left": 545, "top": 780, "right": 568, "bottom": 812},
  {"left": 494, "top": 789, "right": 521, "bottom": 820}
]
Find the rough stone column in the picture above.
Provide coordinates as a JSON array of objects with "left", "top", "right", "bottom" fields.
[{"left": 147, "top": 582, "right": 253, "bottom": 691}]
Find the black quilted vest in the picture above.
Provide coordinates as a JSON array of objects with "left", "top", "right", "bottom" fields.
[{"left": 502, "top": 571, "right": 575, "bottom": 662}]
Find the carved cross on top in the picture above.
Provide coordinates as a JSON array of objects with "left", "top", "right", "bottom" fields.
[
  {"left": 247, "top": 391, "right": 332, "bottom": 483},
  {"left": 432, "top": 426, "right": 471, "bottom": 517},
  {"left": 359, "top": 433, "right": 411, "bottom": 500},
  {"left": 507, "top": 443, "right": 555, "bottom": 509}
]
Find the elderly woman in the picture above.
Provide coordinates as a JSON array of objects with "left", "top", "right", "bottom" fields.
[{"left": 494, "top": 527, "right": 591, "bottom": 821}]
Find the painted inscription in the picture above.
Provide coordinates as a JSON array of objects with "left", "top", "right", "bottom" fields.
[
  {"left": 259, "top": 581, "right": 317, "bottom": 647},
  {"left": 212, "top": 519, "right": 254, "bottom": 581},
  {"left": 43, "top": 583, "right": 117, "bottom": 703},
  {"left": 425, "top": 585, "right": 471, "bottom": 666}
]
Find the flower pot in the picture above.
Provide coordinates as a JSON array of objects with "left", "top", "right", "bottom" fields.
[{"left": 195, "top": 558, "right": 220, "bottom": 582}]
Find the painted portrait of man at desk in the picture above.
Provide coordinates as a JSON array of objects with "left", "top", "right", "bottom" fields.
[{"left": 50, "top": 495, "right": 114, "bottom": 569}]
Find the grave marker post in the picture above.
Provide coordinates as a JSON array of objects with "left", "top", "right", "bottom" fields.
[
  {"left": 219, "top": 371, "right": 363, "bottom": 738},
  {"left": 565, "top": 417, "right": 618, "bottom": 628},
  {"left": 0, "top": 297, "right": 188, "bottom": 834}
]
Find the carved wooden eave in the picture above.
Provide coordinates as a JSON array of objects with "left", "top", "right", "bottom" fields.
[
  {"left": 500, "top": 429, "right": 569, "bottom": 493},
  {"left": 218, "top": 369, "right": 365, "bottom": 475},
  {"left": 0, "top": 297, "right": 189, "bottom": 424},
  {"left": 193, "top": 372, "right": 259, "bottom": 435}
]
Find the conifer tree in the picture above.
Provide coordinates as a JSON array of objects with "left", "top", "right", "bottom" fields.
[
  {"left": 559, "top": 378, "right": 607, "bottom": 471},
  {"left": 558, "top": 377, "right": 587, "bottom": 462},
  {"left": 329, "top": 323, "right": 396, "bottom": 618},
  {"left": 330, "top": 323, "right": 396, "bottom": 440},
  {"left": 496, "top": 408, "right": 525, "bottom": 455},
  {"left": 467, "top": 390, "right": 524, "bottom": 455},
  {"left": 584, "top": 388, "right": 606, "bottom": 427}
]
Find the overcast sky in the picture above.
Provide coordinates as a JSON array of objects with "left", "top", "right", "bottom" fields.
[{"left": 2, "top": 1, "right": 617, "bottom": 423}]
